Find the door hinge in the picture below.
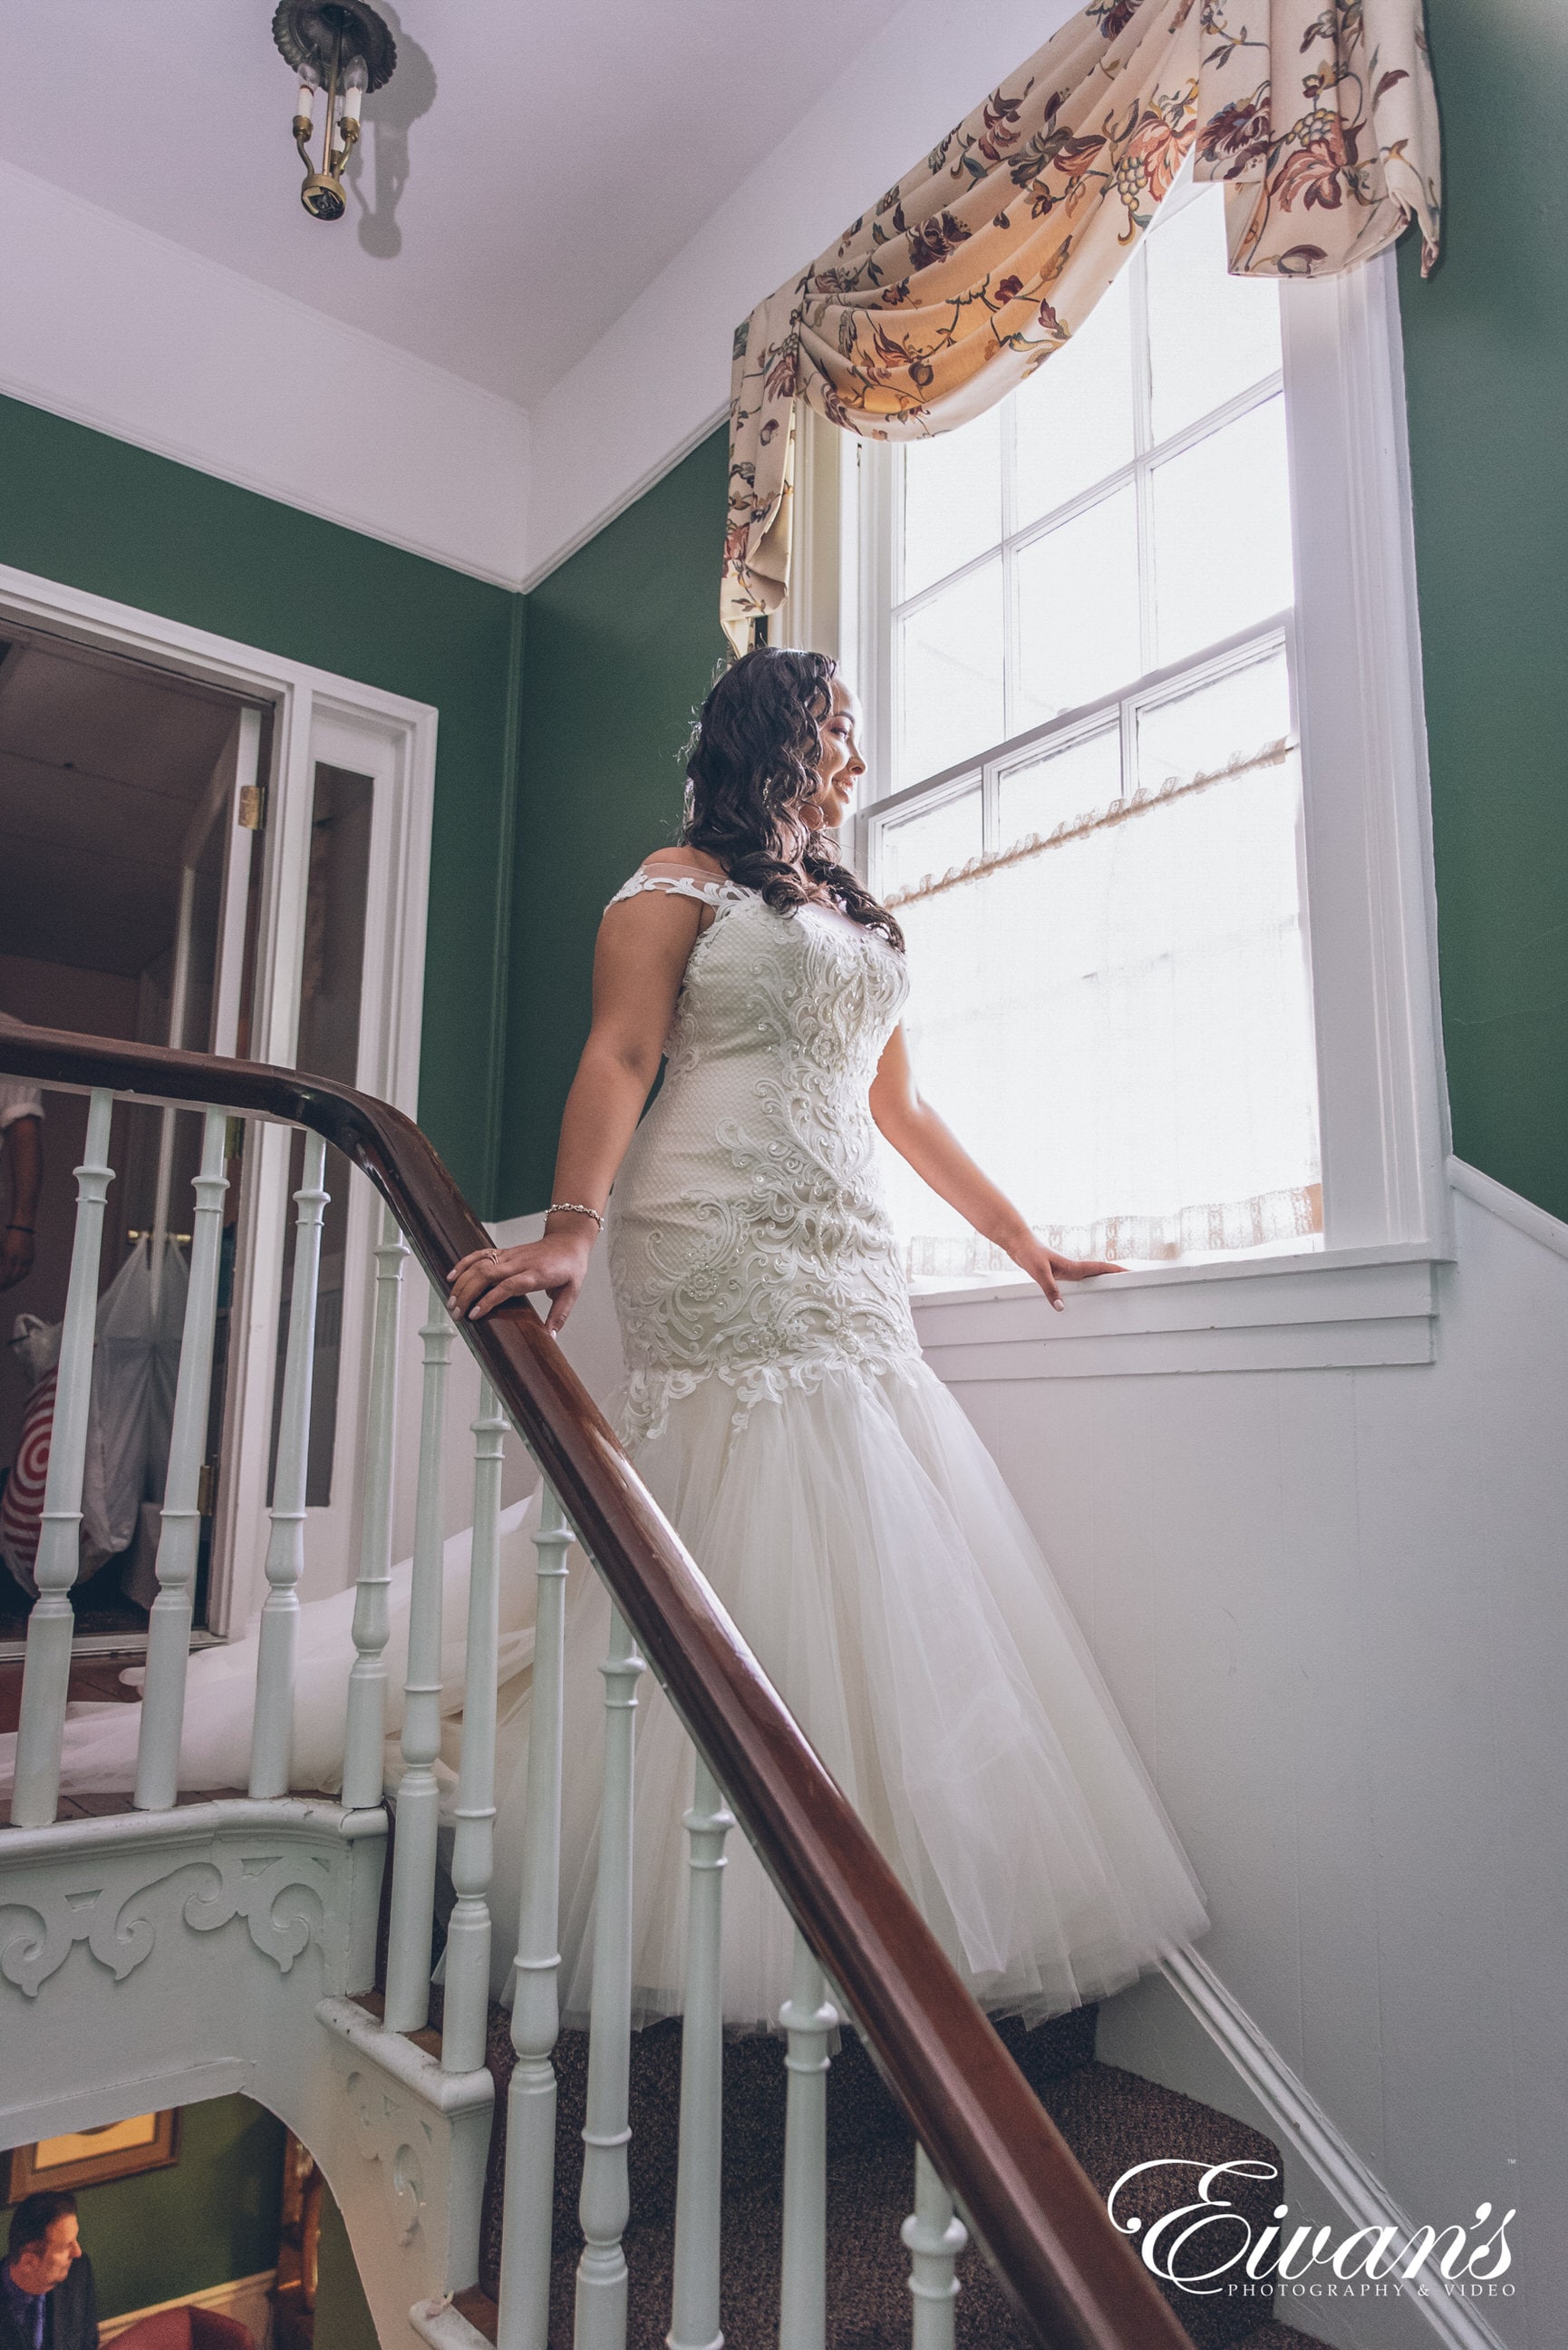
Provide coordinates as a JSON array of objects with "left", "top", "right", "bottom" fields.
[
  {"left": 197, "top": 1461, "right": 218, "bottom": 1518},
  {"left": 237, "top": 782, "right": 266, "bottom": 831}
]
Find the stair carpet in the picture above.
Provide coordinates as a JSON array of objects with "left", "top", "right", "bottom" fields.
[
  {"left": 376, "top": 1844, "right": 1322, "bottom": 2350},
  {"left": 460, "top": 2002, "right": 1322, "bottom": 2350}
]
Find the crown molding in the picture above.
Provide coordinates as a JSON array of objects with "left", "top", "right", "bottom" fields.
[{"left": 0, "top": 157, "right": 529, "bottom": 589}]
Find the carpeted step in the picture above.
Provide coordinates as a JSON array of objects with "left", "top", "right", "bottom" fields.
[
  {"left": 468, "top": 2000, "right": 1309, "bottom": 2349},
  {"left": 373, "top": 1830, "right": 1320, "bottom": 2348},
  {"left": 474, "top": 2003, "right": 1097, "bottom": 2294}
]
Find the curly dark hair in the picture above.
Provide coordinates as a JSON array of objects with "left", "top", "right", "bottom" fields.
[{"left": 681, "top": 646, "right": 905, "bottom": 951}]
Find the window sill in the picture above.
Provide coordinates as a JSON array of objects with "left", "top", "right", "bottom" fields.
[{"left": 909, "top": 1242, "right": 1446, "bottom": 1380}]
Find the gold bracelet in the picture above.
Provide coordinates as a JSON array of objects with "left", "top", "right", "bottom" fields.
[{"left": 546, "top": 1200, "right": 604, "bottom": 1232}]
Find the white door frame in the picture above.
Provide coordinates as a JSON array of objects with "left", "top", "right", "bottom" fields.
[{"left": 0, "top": 560, "right": 438, "bottom": 1636}]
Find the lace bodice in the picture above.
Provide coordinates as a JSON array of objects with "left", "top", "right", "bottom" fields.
[{"left": 605, "top": 868, "right": 922, "bottom": 1436}]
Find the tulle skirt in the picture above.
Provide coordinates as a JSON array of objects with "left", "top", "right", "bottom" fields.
[
  {"left": 534, "top": 1358, "right": 1207, "bottom": 2030},
  {"left": 0, "top": 1358, "right": 1208, "bottom": 2033}
]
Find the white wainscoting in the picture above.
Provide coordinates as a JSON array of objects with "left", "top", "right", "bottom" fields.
[
  {"left": 100, "top": 2268, "right": 276, "bottom": 2346},
  {"left": 913, "top": 1166, "right": 1563, "bottom": 2350}
]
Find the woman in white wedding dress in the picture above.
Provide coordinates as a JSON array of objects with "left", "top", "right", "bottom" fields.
[
  {"left": 7, "top": 646, "right": 1208, "bottom": 2034},
  {"left": 457, "top": 645, "right": 1210, "bottom": 2029}
]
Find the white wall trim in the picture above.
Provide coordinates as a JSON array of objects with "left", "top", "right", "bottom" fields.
[
  {"left": 517, "top": 399, "right": 729, "bottom": 596},
  {"left": 1160, "top": 1947, "right": 1512, "bottom": 2350},
  {"left": 911, "top": 1246, "right": 1440, "bottom": 1381},
  {"left": 0, "top": 2061, "right": 251, "bottom": 2151},
  {"left": 1448, "top": 1154, "right": 1568, "bottom": 1264},
  {"left": 0, "top": 558, "right": 438, "bottom": 1634},
  {"left": 1282, "top": 250, "right": 1453, "bottom": 1257},
  {"left": 909, "top": 1161, "right": 1568, "bottom": 1382},
  {"left": 0, "top": 157, "right": 529, "bottom": 589},
  {"left": 99, "top": 2267, "right": 277, "bottom": 2345}
]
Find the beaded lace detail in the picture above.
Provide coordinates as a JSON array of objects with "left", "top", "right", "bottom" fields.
[
  {"left": 605, "top": 869, "right": 752, "bottom": 914},
  {"left": 605, "top": 869, "right": 922, "bottom": 1439}
]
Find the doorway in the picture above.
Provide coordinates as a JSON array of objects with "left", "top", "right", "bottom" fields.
[{"left": 0, "top": 568, "right": 436, "bottom": 1653}]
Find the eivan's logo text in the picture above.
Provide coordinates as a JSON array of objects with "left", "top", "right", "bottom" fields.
[{"left": 1107, "top": 2161, "right": 1515, "bottom": 2300}]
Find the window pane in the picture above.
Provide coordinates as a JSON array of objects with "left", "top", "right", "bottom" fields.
[
  {"left": 1011, "top": 270, "right": 1136, "bottom": 528},
  {"left": 1015, "top": 484, "right": 1140, "bottom": 729},
  {"left": 883, "top": 762, "right": 1320, "bottom": 1274},
  {"left": 895, "top": 558, "right": 1004, "bottom": 785},
  {"left": 1147, "top": 186, "right": 1282, "bottom": 444},
  {"left": 1137, "top": 647, "right": 1292, "bottom": 791},
  {"left": 877, "top": 786, "right": 982, "bottom": 897},
  {"left": 998, "top": 727, "right": 1122, "bottom": 850},
  {"left": 1151, "top": 396, "right": 1292, "bottom": 667},
  {"left": 901, "top": 407, "right": 1002, "bottom": 599}
]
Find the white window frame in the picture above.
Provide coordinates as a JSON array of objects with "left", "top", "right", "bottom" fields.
[{"left": 787, "top": 238, "right": 1453, "bottom": 1372}]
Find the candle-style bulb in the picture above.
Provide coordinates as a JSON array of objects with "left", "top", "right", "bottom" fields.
[{"left": 342, "top": 52, "right": 368, "bottom": 126}]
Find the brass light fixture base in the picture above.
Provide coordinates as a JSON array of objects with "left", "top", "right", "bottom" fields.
[
  {"left": 272, "top": 0, "right": 396, "bottom": 223},
  {"left": 301, "top": 171, "right": 348, "bottom": 222}
]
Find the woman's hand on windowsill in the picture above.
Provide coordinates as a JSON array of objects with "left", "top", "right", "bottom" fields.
[{"left": 1005, "top": 1233, "right": 1125, "bottom": 1312}]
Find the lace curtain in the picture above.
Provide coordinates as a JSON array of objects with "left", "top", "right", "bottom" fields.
[
  {"left": 721, "top": 0, "right": 1440, "bottom": 650},
  {"left": 877, "top": 744, "right": 1324, "bottom": 1276}
]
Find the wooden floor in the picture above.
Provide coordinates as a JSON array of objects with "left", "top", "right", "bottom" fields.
[
  {"left": 0, "top": 1654, "right": 139, "bottom": 1735},
  {"left": 0, "top": 1656, "right": 248, "bottom": 1823}
]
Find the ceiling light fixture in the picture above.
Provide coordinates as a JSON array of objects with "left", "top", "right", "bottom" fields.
[{"left": 272, "top": 2, "right": 398, "bottom": 222}]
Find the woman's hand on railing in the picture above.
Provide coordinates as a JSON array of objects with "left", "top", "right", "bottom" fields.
[{"left": 447, "top": 1229, "right": 595, "bottom": 1335}]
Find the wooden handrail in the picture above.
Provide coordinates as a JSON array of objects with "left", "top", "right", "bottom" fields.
[{"left": 0, "top": 1015, "right": 1194, "bottom": 2350}]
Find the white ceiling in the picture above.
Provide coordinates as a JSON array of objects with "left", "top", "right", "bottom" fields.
[{"left": 0, "top": 0, "right": 912, "bottom": 407}]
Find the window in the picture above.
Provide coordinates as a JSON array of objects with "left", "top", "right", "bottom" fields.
[{"left": 828, "top": 168, "right": 1449, "bottom": 1287}]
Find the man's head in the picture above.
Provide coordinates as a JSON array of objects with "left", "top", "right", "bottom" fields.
[{"left": 7, "top": 2192, "right": 82, "bottom": 2293}]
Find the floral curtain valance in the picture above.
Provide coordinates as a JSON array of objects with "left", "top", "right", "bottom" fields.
[{"left": 721, "top": 0, "right": 1439, "bottom": 653}]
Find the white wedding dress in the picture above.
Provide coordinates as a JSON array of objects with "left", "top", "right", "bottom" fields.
[{"left": 2, "top": 869, "right": 1209, "bottom": 2034}]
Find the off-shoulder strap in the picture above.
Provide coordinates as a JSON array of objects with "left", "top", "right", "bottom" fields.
[{"left": 605, "top": 867, "right": 752, "bottom": 915}]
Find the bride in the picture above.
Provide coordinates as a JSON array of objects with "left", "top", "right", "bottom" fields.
[{"left": 10, "top": 646, "right": 1209, "bottom": 2033}]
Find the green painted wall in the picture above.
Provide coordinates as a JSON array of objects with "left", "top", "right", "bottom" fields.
[
  {"left": 24, "top": 2093, "right": 286, "bottom": 2321},
  {"left": 1398, "top": 0, "right": 1568, "bottom": 1220},
  {"left": 498, "top": 428, "right": 730, "bottom": 1213},
  {"left": 0, "top": 394, "right": 522, "bottom": 1211},
  {"left": 313, "top": 2181, "right": 381, "bottom": 2350}
]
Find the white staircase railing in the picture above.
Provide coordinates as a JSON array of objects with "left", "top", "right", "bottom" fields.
[{"left": 0, "top": 1024, "right": 1193, "bottom": 2350}]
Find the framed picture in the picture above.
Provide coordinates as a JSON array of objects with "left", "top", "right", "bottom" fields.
[{"left": 5, "top": 2112, "right": 180, "bottom": 2199}]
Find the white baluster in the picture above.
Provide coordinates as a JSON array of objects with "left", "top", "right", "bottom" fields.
[
  {"left": 249, "top": 1130, "right": 329, "bottom": 1799},
  {"left": 779, "top": 1928, "right": 838, "bottom": 2350},
  {"left": 903, "top": 2145, "right": 967, "bottom": 2350},
  {"left": 135, "top": 1108, "right": 229, "bottom": 1812},
  {"left": 575, "top": 1603, "right": 645, "bottom": 2350},
  {"left": 11, "top": 1089, "right": 115, "bottom": 1829},
  {"left": 441, "top": 1378, "right": 506, "bottom": 2073},
  {"left": 341, "top": 1207, "right": 410, "bottom": 1811},
  {"left": 382, "top": 1282, "right": 451, "bottom": 2034},
  {"left": 667, "top": 1750, "right": 733, "bottom": 2350},
  {"left": 497, "top": 1483, "right": 572, "bottom": 2350}
]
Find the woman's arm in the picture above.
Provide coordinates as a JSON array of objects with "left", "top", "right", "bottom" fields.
[
  {"left": 868, "top": 1023, "right": 1121, "bottom": 1310},
  {"left": 447, "top": 880, "right": 706, "bottom": 1331}
]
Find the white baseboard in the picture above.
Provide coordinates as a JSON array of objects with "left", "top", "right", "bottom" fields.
[
  {"left": 99, "top": 2267, "right": 276, "bottom": 2345},
  {"left": 1157, "top": 1947, "right": 1512, "bottom": 2350}
]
